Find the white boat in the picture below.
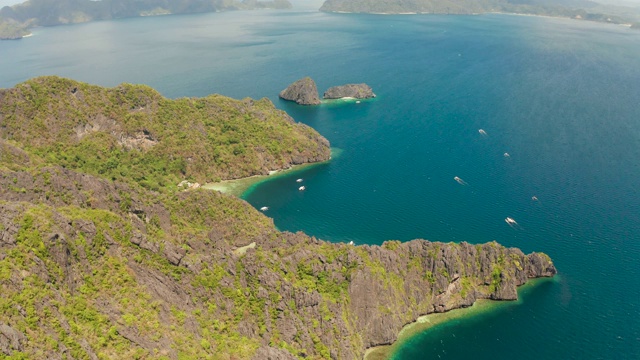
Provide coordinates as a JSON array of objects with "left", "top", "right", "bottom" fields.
[
  {"left": 505, "top": 217, "right": 517, "bottom": 225},
  {"left": 296, "top": 178, "right": 303, "bottom": 183},
  {"left": 504, "top": 152, "right": 510, "bottom": 157},
  {"left": 532, "top": 196, "right": 538, "bottom": 201},
  {"left": 454, "top": 176, "right": 468, "bottom": 185},
  {"left": 260, "top": 206, "right": 269, "bottom": 211},
  {"left": 299, "top": 186, "right": 306, "bottom": 191}
]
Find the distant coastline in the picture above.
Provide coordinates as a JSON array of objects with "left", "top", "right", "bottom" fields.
[
  {"left": 319, "top": 0, "right": 640, "bottom": 29},
  {"left": 0, "top": 0, "right": 293, "bottom": 41},
  {"left": 325, "top": 10, "right": 637, "bottom": 29}
]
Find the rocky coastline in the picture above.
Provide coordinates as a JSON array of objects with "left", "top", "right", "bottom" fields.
[{"left": 0, "top": 76, "right": 556, "bottom": 359}]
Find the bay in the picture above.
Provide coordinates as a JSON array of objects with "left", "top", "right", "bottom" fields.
[{"left": 1, "top": 9, "right": 639, "bottom": 359}]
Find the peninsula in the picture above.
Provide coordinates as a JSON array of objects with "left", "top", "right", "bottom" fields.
[
  {"left": 0, "top": 76, "right": 556, "bottom": 359},
  {"left": 0, "top": 0, "right": 292, "bottom": 40},
  {"left": 320, "top": 0, "right": 640, "bottom": 28}
]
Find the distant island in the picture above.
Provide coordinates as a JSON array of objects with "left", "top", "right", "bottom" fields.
[
  {"left": 0, "top": 76, "right": 556, "bottom": 359},
  {"left": 0, "top": 0, "right": 292, "bottom": 40},
  {"left": 320, "top": 0, "right": 640, "bottom": 28}
]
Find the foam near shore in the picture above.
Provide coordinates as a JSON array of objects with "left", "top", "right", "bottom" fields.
[{"left": 364, "top": 277, "right": 557, "bottom": 360}]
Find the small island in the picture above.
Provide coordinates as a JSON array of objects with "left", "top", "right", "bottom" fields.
[
  {"left": 324, "top": 83, "right": 376, "bottom": 100},
  {"left": 279, "top": 76, "right": 322, "bottom": 105},
  {"left": 280, "top": 78, "right": 376, "bottom": 105}
]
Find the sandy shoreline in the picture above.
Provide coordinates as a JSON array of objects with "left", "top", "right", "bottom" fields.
[
  {"left": 364, "top": 276, "right": 556, "bottom": 360},
  {"left": 203, "top": 148, "right": 341, "bottom": 197}
]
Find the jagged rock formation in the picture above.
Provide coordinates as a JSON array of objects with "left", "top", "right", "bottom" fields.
[
  {"left": 0, "top": 164, "right": 557, "bottom": 359},
  {"left": 323, "top": 83, "right": 376, "bottom": 99},
  {"left": 0, "top": 76, "right": 557, "bottom": 359},
  {"left": 279, "top": 77, "right": 322, "bottom": 105}
]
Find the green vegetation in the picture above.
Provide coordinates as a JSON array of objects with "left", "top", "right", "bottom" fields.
[
  {"left": 0, "top": 76, "right": 330, "bottom": 191},
  {"left": 0, "top": 76, "right": 555, "bottom": 359}
]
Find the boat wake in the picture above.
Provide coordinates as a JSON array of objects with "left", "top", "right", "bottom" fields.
[
  {"left": 505, "top": 217, "right": 523, "bottom": 230},
  {"left": 454, "top": 176, "right": 468, "bottom": 186}
]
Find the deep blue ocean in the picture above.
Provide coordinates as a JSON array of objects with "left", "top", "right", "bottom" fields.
[{"left": 1, "top": 7, "right": 639, "bottom": 359}]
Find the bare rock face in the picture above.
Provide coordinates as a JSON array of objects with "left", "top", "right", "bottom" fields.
[
  {"left": 252, "top": 346, "right": 298, "bottom": 360},
  {"left": 323, "top": 83, "right": 376, "bottom": 99},
  {"left": 279, "top": 77, "right": 321, "bottom": 105},
  {"left": 0, "top": 324, "right": 25, "bottom": 355},
  {"left": 0, "top": 162, "right": 557, "bottom": 360}
]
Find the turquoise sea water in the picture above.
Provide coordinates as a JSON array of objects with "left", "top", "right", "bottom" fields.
[{"left": 2, "top": 9, "right": 640, "bottom": 359}]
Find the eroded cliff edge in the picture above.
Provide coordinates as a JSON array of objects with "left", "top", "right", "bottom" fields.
[{"left": 0, "top": 77, "right": 556, "bottom": 359}]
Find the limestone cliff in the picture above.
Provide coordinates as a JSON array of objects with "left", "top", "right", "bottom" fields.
[
  {"left": 0, "top": 77, "right": 557, "bottom": 359},
  {"left": 0, "top": 162, "right": 556, "bottom": 359},
  {"left": 323, "top": 84, "right": 376, "bottom": 100},
  {"left": 279, "top": 77, "right": 322, "bottom": 105}
]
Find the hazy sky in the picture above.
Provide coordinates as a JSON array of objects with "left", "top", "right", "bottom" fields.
[
  {"left": 0, "top": 0, "right": 328, "bottom": 9},
  {"left": 0, "top": 0, "right": 22, "bottom": 7},
  {"left": 0, "top": 0, "right": 637, "bottom": 11}
]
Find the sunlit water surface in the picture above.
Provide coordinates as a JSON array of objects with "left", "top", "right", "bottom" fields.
[{"left": 2, "top": 9, "right": 639, "bottom": 359}]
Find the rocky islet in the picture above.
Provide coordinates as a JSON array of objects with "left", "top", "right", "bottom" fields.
[{"left": 280, "top": 77, "right": 376, "bottom": 105}]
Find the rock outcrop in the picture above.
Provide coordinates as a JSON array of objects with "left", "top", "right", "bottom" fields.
[
  {"left": 0, "top": 324, "right": 25, "bottom": 355},
  {"left": 279, "top": 77, "right": 322, "bottom": 105},
  {"left": 323, "top": 83, "right": 376, "bottom": 99}
]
